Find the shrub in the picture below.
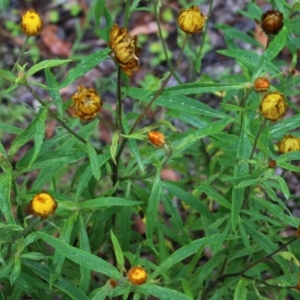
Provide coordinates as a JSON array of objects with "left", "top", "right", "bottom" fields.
[{"left": 0, "top": 0, "right": 300, "bottom": 299}]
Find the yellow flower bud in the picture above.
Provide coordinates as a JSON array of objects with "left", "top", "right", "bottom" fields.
[
  {"left": 148, "top": 131, "right": 166, "bottom": 148},
  {"left": 71, "top": 85, "right": 102, "bottom": 121},
  {"left": 27, "top": 192, "right": 57, "bottom": 218},
  {"left": 108, "top": 24, "right": 141, "bottom": 76},
  {"left": 127, "top": 266, "right": 148, "bottom": 285},
  {"left": 253, "top": 77, "right": 270, "bottom": 92},
  {"left": 20, "top": 10, "right": 43, "bottom": 36},
  {"left": 177, "top": 6, "right": 207, "bottom": 34},
  {"left": 259, "top": 92, "right": 287, "bottom": 122},
  {"left": 277, "top": 135, "right": 300, "bottom": 154},
  {"left": 261, "top": 10, "right": 283, "bottom": 35}
]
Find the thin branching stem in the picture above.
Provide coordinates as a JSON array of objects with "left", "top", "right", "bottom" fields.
[
  {"left": 116, "top": 66, "right": 123, "bottom": 130},
  {"left": 151, "top": 0, "right": 181, "bottom": 83},
  {"left": 112, "top": 34, "right": 189, "bottom": 183}
]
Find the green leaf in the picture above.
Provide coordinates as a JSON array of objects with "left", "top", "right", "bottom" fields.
[
  {"left": 26, "top": 59, "right": 72, "bottom": 78},
  {"left": 9, "top": 108, "right": 47, "bottom": 160},
  {"left": 21, "top": 259, "right": 90, "bottom": 300},
  {"left": 50, "top": 215, "right": 75, "bottom": 285},
  {"left": 243, "top": 222, "right": 277, "bottom": 253},
  {"left": 0, "top": 260, "right": 14, "bottom": 279},
  {"left": 151, "top": 235, "right": 217, "bottom": 279},
  {"left": 218, "top": 24, "right": 263, "bottom": 47},
  {"left": 251, "top": 28, "right": 288, "bottom": 80},
  {"left": 110, "top": 131, "right": 120, "bottom": 164},
  {"left": 79, "top": 197, "right": 141, "bottom": 210},
  {"left": 0, "top": 68, "right": 17, "bottom": 82},
  {"left": 234, "top": 278, "right": 248, "bottom": 300},
  {"left": 135, "top": 284, "right": 193, "bottom": 300},
  {"left": 126, "top": 88, "right": 229, "bottom": 119},
  {"left": 93, "top": 0, "right": 105, "bottom": 27},
  {"left": 57, "top": 49, "right": 110, "bottom": 89},
  {"left": 197, "top": 184, "right": 231, "bottom": 209},
  {"left": 45, "top": 68, "right": 63, "bottom": 117},
  {"left": 123, "top": 114, "right": 145, "bottom": 173},
  {"left": 29, "top": 107, "right": 48, "bottom": 166},
  {"left": 0, "top": 168, "right": 15, "bottom": 223},
  {"left": 146, "top": 170, "right": 162, "bottom": 253},
  {"left": 79, "top": 215, "right": 91, "bottom": 293},
  {"left": 238, "top": 221, "right": 252, "bottom": 254},
  {"left": 218, "top": 49, "right": 280, "bottom": 76},
  {"left": 173, "top": 118, "right": 234, "bottom": 156},
  {"left": 161, "top": 193, "right": 190, "bottom": 244},
  {"left": 87, "top": 141, "right": 101, "bottom": 180},
  {"left": 35, "top": 232, "right": 121, "bottom": 278},
  {"left": 162, "top": 182, "right": 214, "bottom": 223},
  {"left": 0, "top": 122, "right": 22, "bottom": 134},
  {"left": 231, "top": 115, "right": 252, "bottom": 231},
  {"left": 271, "top": 174, "right": 290, "bottom": 200},
  {"left": 19, "top": 252, "right": 45, "bottom": 261},
  {"left": 10, "top": 258, "right": 21, "bottom": 285},
  {"left": 17, "top": 150, "right": 86, "bottom": 172},
  {"left": 110, "top": 230, "right": 125, "bottom": 272},
  {"left": 270, "top": 114, "right": 300, "bottom": 139},
  {"left": 276, "top": 251, "right": 299, "bottom": 266}
]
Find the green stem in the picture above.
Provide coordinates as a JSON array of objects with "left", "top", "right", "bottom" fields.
[
  {"left": 114, "top": 34, "right": 189, "bottom": 169},
  {"left": 116, "top": 67, "right": 123, "bottom": 130},
  {"left": 249, "top": 118, "right": 267, "bottom": 161},
  {"left": 194, "top": 0, "right": 213, "bottom": 79},
  {"left": 123, "top": 0, "right": 131, "bottom": 28},
  {"left": 151, "top": 0, "right": 181, "bottom": 83},
  {"left": 12, "top": 36, "right": 30, "bottom": 74}
]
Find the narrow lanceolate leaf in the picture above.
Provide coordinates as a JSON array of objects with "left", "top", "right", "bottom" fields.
[
  {"left": 21, "top": 259, "right": 90, "bottom": 300},
  {"left": 79, "top": 197, "right": 141, "bottom": 210},
  {"left": 234, "top": 278, "right": 248, "bottom": 300},
  {"left": 9, "top": 107, "right": 47, "bottom": 160},
  {"left": 87, "top": 141, "right": 101, "bottom": 180},
  {"left": 45, "top": 68, "right": 63, "bottom": 117},
  {"left": 79, "top": 215, "right": 91, "bottom": 293},
  {"left": 135, "top": 284, "right": 193, "bottom": 300},
  {"left": 35, "top": 232, "right": 121, "bottom": 279},
  {"left": 173, "top": 118, "right": 233, "bottom": 156},
  {"left": 151, "top": 235, "right": 217, "bottom": 279},
  {"left": 231, "top": 115, "right": 252, "bottom": 232},
  {"left": 26, "top": 59, "right": 72, "bottom": 78},
  {"left": 0, "top": 68, "right": 17, "bottom": 83},
  {"left": 57, "top": 48, "right": 110, "bottom": 89},
  {"left": 110, "top": 230, "right": 125, "bottom": 272},
  {"left": 126, "top": 87, "right": 230, "bottom": 119},
  {"left": 110, "top": 131, "right": 120, "bottom": 164},
  {"left": 50, "top": 215, "right": 75, "bottom": 286},
  {"left": 29, "top": 107, "right": 48, "bottom": 167},
  {"left": 0, "top": 168, "right": 15, "bottom": 224},
  {"left": 251, "top": 27, "right": 288, "bottom": 80},
  {"left": 146, "top": 170, "right": 162, "bottom": 254}
]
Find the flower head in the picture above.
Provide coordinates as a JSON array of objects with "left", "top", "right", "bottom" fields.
[
  {"left": 259, "top": 92, "right": 287, "bottom": 122},
  {"left": 261, "top": 10, "right": 283, "bottom": 35},
  {"left": 20, "top": 10, "right": 43, "bottom": 36},
  {"left": 277, "top": 135, "right": 300, "bottom": 154},
  {"left": 127, "top": 266, "right": 148, "bottom": 285},
  {"left": 177, "top": 6, "right": 207, "bottom": 34},
  {"left": 254, "top": 77, "right": 270, "bottom": 92},
  {"left": 108, "top": 24, "right": 141, "bottom": 76},
  {"left": 27, "top": 192, "right": 57, "bottom": 218},
  {"left": 71, "top": 85, "right": 102, "bottom": 121},
  {"left": 148, "top": 131, "right": 166, "bottom": 148}
]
